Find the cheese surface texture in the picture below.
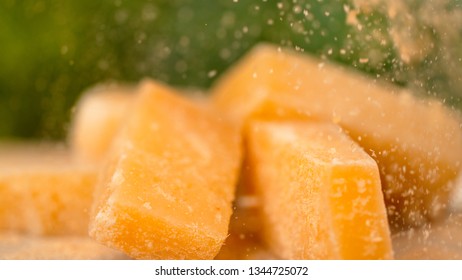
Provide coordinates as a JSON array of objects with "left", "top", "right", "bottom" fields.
[
  {"left": 212, "top": 44, "right": 462, "bottom": 227},
  {"left": 89, "top": 80, "right": 242, "bottom": 259},
  {"left": 246, "top": 121, "right": 393, "bottom": 259},
  {"left": 0, "top": 143, "right": 97, "bottom": 235}
]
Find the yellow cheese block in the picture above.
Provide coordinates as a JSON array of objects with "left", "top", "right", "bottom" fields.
[
  {"left": 212, "top": 44, "right": 462, "bottom": 228},
  {"left": 69, "top": 84, "right": 133, "bottom": 163},
  {"left": 89, "top": 80, "right": 242, "bottom": 260},
  {"left": 0, "top": 232, "right": 129, "bottom": 260},
  {"left": 246, "top": 121, "right": 393, "bottom": 259},
  {"left": 0, "top": 143, "right": 97, "bottom": 235}
]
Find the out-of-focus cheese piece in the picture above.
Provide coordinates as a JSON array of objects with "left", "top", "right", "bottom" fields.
[
  {"left": 392, "top": 213, "right": 462, "bottom": 259},
  {"left": 228, "top": 194, "right": 262, "bottom": 236},
  {"left": 246, "top": 121, "right": 393, "bottom": 259},
  {"left": 211, "top": 44, "right": 462, "bottom": 228},
  {"left": 0, "top": 143, "right": 97, "bottom": 235},
  {"left": 215, "top": 233, "right": 276, "bottom": 260},
  {"left": 450, "top": 174, "right": 462, "bottom": 212},
  {"left": 89, "top": 80, "right": 242, "bottom": 260},
  {"left": 215, "top": 194, "right": 276, "bottom": 260},
  {"left": 0, "top": 232, "right": 129, "bottom": 260},
  {"left": 69, "top": 84, "right": 133, "bottom": 163}
]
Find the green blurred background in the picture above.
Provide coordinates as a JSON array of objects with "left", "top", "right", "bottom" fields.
[{"left": 1, "top": 0, "right": 461, "bottom": 139}]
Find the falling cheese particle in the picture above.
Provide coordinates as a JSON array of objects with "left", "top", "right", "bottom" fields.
[
  {"left": 212, "top": 44, "right": 462, "bottom": 228},
  {"left": 245, "top": 121, "right": 393, "bottom": 259},
  {"left": 89, "top": 80, "right": 242, "bottom": 260}
]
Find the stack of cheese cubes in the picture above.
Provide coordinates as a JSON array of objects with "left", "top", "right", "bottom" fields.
[{"left": 1, "top": 44, "right": 462, "bottom": 259}]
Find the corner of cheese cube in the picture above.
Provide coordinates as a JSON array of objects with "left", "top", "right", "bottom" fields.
[
  {"left": 246, "top": 121, "right": 393, "bottom": 259},
  {"left": 69, "top": 83, "right": 134, "bottom": 163},
  {"left": 89, "top": 80, "right": 242, "bottom": 259}
]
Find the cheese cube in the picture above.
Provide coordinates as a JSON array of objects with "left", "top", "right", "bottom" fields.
[
  {"left": 0, "top": 233, "right": 129, "bottom": 260},
  {"left": 69, "top": 84, "right": 133, "bottom": 163},
  {"left": 246, "top": 121, "right": 393, "bottom": 259},
  {"left": 212, "top": 44, "right": 462, "bottom": 228},
  {"left": 89, "top": 80, "right": 242, "bottom": 259},
  {"left": 0, "top": 143, "right": 97, "bottom": 235}
]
